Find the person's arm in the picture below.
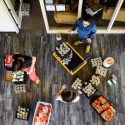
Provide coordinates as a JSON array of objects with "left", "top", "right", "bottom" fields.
[
  {"left": 56, "top": 84, "right": 67, "bottom": 97},
  {"left": 87, "top": 24, "right": 96, "bottom": 43},
  {"left": 28, "top": 56, "right": 36, "bottom": 74},
  {"left": 68, "top": 18, "right": 80, "bottom": 32},
  {"left": 72, "top": 19, "right": 79, "bottom": 31},
  {"left": 89, "top": 24, "right": 96, "bottom": 39}
]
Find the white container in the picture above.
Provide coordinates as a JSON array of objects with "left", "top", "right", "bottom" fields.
[
  {"left": 56, "top": 34, "right": 61, "bottom": 41},
  {"left": 103, "top": 57, "right": 114, "bottom": 68},
  {"left": 32, "top": 101, "right": 52, "bottom": 125}
]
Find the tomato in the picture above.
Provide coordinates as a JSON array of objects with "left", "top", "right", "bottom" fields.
[{"left": 34, "top": 116, "right": 37, "bottom": 124}]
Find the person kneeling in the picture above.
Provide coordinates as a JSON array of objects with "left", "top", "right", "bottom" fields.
[
  {"left": 11, "top": 54, "right": 40, "bottom": 84},
  {"left": 56, "top": 84, "right": 80, "bottom": 103}
]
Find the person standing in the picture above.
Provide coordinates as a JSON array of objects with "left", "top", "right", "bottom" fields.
[{"left": 69, "top": 14, "right": 96, "bottom": 53}]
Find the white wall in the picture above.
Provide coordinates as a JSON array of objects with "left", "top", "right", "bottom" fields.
[
  {"left": 0, "top": 0, "right": 18, "bottom": 32},
  {"left": 5, "top": 0, "right": 21, "bottom": 26}
]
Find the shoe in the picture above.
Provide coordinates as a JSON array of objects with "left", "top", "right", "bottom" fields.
[
  {"left": 74, "top": 41, "right": 83, "bottom": 45},
  {"left": 85, "top": 45, "right": 90, "bottom": 53}
]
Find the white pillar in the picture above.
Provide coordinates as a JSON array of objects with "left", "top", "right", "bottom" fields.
[{"left": 107, "top": 0, "right": 124, "bottom": 32}]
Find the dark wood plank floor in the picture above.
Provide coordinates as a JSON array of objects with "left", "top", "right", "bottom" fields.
[
  {"left": 0, "top": 31, "right": 125, "bottom": 125},
  {"left": 21, "top": 0, "right": 45, "bottom": 30}
]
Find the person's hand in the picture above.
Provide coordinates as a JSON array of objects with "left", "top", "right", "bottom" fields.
[
  {"left": 61, "top": 84, "right": 67, "bottom": 90},
  {"left": 68, "top": 29, "right": 74, "bottom": 33},
  {"left": 87, "top": 38, "right": 92, "bottom": 43},
  {"left": 56, "top": 84, "right": 67, "bottom": 97}
]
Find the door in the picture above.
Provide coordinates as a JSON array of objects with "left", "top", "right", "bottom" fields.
[
  {"left": 3, "top": 0, "right": 22, "bottom": 28},
  {"left": 0, "top": 0, "right": 19, "bottom": 33}
]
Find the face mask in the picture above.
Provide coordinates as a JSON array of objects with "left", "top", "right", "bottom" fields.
[
  {"left": 83, "top": 21, "right": 90, "bottom": 27},
  {"left": 83, "top": 23, "right": 90, "bottom": 27}
]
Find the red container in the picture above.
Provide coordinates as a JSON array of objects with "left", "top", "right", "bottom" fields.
[{"left": 5, "top": 54, "right": 13, "bottom": 67}]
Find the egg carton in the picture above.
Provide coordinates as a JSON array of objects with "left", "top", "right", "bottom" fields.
[
  {"left": 62, "top": 50, "right": 73, "bottom": 65},
  {"left": 14, "top": 84, "right": 26, "bottom": 93},
  {"left": 72, "top": 78, "right": 83, "bottom": 94},
  {"left": 72, "top": 78, "right": 83, "bottom": 90},
  {"left": 82, "top": 83, "right": 96, "bottom": 97},
  {"left": 90, "top": 75, "right": 100, "bottom": 87},
  {"left": 21, "top": 3, "right": 30, "bottom": 16},
  {"left": 16, "top": 106, "right": 30, "bottom": 120},
  {"left": 91, "top": 57, "right": 102, "bottom": 67},
  {"left": 96, "top": 66, "right": 107, "bottom": 77},
  {"left": 56, "top": 42, "right": 71, "bottom": 56}
]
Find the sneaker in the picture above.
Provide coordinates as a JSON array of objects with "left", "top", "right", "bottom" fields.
[
  {"left": 74, "top": 41, "right": 83, "bottom": 45},
  {"left": 85, "top": 45, "right": 90, "bottom": 53}
]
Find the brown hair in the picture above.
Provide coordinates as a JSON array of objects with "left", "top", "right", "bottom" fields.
[
  {"left": 61, "top": 90, "right": 76, "bottom": 103},
  {"left": 12, "top": 59, "right": 24, "bottom": 71}
]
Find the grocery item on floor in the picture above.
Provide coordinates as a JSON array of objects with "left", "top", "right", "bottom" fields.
[
  {"left": 21, "top": 3, "right": 30, "bottom": 16},
  {"left": 111, "top": 74, "right": 118, "bottom": 85},
  {"left": 12, "top": 71, "right": 25, "bottom": 83},
  {"left": 14, "top": 84, "right": 26, "bottom": 93},
  {"left": 72, "top": 78, "right": 83, "bottom": 94},
  {"left": 5, "top": 71, "right": 13, "bottom": 81},
  {"left": 96, "top": 66, "right": 107, "bottom": 77},
  {"left": 56, "top": 34, "right": 62, "bottom": 41},
  {"left": 32, "top": 101, "right": 52, "bottom": 125},
  {"left": 91, "top": 57, "right": 102, "bottom": 67},
  {"left": 107, "top": 74, "right": 118, "bottom": 87},
  {"left": 107, "top": 80, "right": 113, "bottom": 87},
  {"left": 91, "top": 95, "right": 116, "bottom": 121},
  {"left": 4, "top": 54, "right": 13, "bottom": 67},
  {"left": 16, "top": 106, "right": 30, "bottom": 120},
  {"left": 4, "top": 54, "right": 13, "bottom": 70},
  {"left": 103, "top": 57, "right": 114, "bottom": 68},
  {"left": 90, "top": 75, "right": 100, "bottom": 87},
  {"left": 82, "top": 82, "right": 96, "bottom": 97}
]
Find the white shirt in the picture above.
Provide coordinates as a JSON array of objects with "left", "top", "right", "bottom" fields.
[{"left": 56, "top": 95, "right": 80, "bottom": 103}]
